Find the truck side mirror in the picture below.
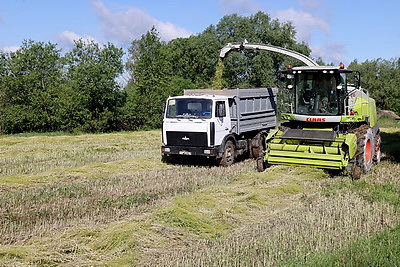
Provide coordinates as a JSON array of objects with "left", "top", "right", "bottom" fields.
[
  {"left": 162, "top": 102, "right": 166, "bottom": 113},
  {"left": 216, "top": 101, "right": 226, "bottom": 117}
]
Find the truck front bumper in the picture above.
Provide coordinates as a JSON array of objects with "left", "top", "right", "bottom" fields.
[{"left": 161, "top": 145, "right": 220, "bottom": 157}]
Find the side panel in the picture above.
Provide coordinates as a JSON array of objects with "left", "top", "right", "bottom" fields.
[
  {"left": 234, "top": 88, "right": 277, "bottom": 135},
  {"left": 368, "top": 98, "right": 377, "bottom": 127}
]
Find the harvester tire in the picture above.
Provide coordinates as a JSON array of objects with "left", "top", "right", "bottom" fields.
[
  {"left": 373, "top": 134, "right": 381, "bottom": 163},
  {"left": 220, "top": 140, "right": 236, "bottom": 166},
  {"left": 251, "top": 131, "right": 266, "bottom": 159},
  {"left": 353, "top": 125, "right": 374, "bottom": 178},
  {"left": 256, "top": 152, "right": 266, "bottom": 172}
]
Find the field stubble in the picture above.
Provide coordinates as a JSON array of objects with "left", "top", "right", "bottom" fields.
[{"left": 0, "top": 122, "right": 399, "bottom": 265}]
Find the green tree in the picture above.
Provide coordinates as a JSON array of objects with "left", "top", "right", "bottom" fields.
[
  {"left": 0, "top": 52, "right": 8, "bottom": 134},
  {"left": 349, "top": 58, "right": 400, "bottom": 114},
  {"left": 63, "top": 40, "right": 125, "bottom": 132},
  {"left": 0, "top": 40, "right": 63, "bottom": 133},
  {"left": 124, "top": 27, "right": 191, "bottom": 129}
]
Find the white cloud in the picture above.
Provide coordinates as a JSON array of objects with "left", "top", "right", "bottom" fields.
[
  {"left": 219, "top": 0, "right": 261, "bottom": 15},
  {"left": 275, "top": 8, "right": 330, "bottom": 43},
  {"left": 92, "top": 1, "right": 191, "bottom": 44},
  {"left": 57, "top": 31, "right": 97, "bottom": 47},
  {"left": 311, "top": 43, "right": 346, "bottom": 64}
]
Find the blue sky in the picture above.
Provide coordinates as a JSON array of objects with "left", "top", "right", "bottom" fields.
[{"left": 0, "top": 0, "right": 399, "bottom": 65}]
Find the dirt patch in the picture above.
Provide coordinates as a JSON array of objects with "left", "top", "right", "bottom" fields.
[{"left": 377, "top": 110, "right": 400, "bottom": 119}]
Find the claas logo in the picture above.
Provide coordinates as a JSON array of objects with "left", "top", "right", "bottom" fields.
[{"left": 306, "top": 118, "right": 326, "bottom": 122}]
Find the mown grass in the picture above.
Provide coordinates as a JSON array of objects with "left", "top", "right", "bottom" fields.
[
  {"left": 0, "top": 131, "right": 161, "bottom": 181},
  {"left": 283, "top": 224, "right": 400, "bottom": 266},
  {"left": 0, "top": 118, "right": 399, "bottom": 266},
  {"left": 145, "top": 166, "right": 399, "bottom": 266},
  {"left": 0, "top": 160, "right": 254, "bottom": 244}
]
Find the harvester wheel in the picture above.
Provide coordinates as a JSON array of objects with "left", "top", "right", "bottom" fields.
[
  {"left": 220, "top": 140, "right": 236, "bottom": 166},
  {"left": 373, "top": 134, "right": 381, "bottom": 163},
  {"left": 353, "top": 125, "right": 374, "bottom": 178},
  {"left": 256, "top": 153, "right": 266, "bottom": 172},
  {"left": 251, "top": 130, "right": 268, "bottom": 159}
]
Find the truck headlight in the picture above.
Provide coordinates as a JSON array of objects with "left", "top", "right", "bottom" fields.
[
  {"left": 163, "top": 147, "right": 170, "bottom": 152},
  {"left": 204, "top": 149, "right": 214, "bottom": 155}
]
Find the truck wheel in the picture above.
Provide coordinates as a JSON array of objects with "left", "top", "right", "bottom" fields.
[
  {"left": 353, "top": 126, "right": 374, "bottom": 178},
  {"left": 162, "top": 154, "right": 176, "bottom": 164},
  {"left": 220, "top": 140, "right": 236, "bottom": 166}
]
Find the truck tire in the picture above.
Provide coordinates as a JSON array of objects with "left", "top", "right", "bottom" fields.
[
  {"left": 352, "top": 125, "right": 374, "bottom": 179},
  {"left": 220, "top": 140, "right": 236, "bottom": 166},
  {"left": 162, "top": 154, "right": 177, "bottom": 164}
]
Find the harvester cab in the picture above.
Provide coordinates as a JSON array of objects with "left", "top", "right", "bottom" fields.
[{"left": 259, "top": 64, "right": 381, "bottom": 179}]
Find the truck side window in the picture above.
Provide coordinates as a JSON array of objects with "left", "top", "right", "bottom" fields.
[{"left": 216, "top": 101, "right": 226, "bottom": 117}]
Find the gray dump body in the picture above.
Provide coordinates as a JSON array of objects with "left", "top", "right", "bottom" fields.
[{"left": 184, "top": 88, "right": 277, "bottom": 135}]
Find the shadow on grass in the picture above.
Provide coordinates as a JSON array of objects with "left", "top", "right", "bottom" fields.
[
  {"left": 162, "top": 154, "right": 251, "bottom": 168},
  {"left": 162, "top": 155, "right": 219, "bottom": 167},
  {"left": 381, "top": 130, "right": 400, "bottom": 163}
]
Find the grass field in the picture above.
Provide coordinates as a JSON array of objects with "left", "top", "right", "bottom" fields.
[{"left": 0, "top": 118, "right": 399, "bottom": 266}]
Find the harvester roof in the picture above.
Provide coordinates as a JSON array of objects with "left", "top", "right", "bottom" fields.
[{"left": 282, "top": 65, "right": 354, "bottom": 73}]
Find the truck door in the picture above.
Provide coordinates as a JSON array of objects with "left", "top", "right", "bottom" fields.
[{"left": 214, "top": 100, "right": 231, "bottom": 146}]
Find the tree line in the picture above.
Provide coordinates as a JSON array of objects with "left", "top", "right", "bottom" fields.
[{"left": 1, "top": 11, "right": 399, "bottom": 134}]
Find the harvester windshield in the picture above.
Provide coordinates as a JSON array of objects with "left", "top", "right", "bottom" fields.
[{"left": 294, "top": 72, "right": 344, "bottom": 115}]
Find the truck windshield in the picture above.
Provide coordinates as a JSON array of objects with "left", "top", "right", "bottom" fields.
[
  {"left": 295, "top": 72, "right": 340, "bottom": 115},
  {"left": 166, "top": 98, "right": 212, "bottom": 119}
]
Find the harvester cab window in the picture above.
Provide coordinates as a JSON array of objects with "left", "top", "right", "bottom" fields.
[{"left": 295, "top": 72, "right": 339, "bottom": 115}]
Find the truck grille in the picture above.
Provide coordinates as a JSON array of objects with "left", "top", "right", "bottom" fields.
[{"left": 166, "top": 131, "right": 208, "bottom": 147}]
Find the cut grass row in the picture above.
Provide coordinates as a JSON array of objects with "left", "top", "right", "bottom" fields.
[
  {"left": 1, "top": 161, "right": 398, "bottom": 266},
  {"left": 0, "top": 131, "right": 161, "bottom": 180},
  {"left": 142, "top": 161, "right": 400, "bottom": 266},
  {"left": 0, "top": 160, "right": 254, "bottom": 244}
]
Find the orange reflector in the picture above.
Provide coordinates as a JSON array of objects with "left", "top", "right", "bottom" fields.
[{"left": 339, "top": 63, "right": 345, "bottom": 69}]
